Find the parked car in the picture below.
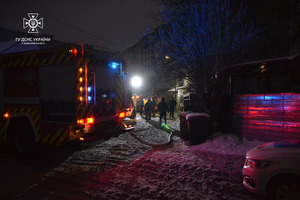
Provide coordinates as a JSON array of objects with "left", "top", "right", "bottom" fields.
[{"left": 243, "top": 140, "right": 300, "bottom": 200}]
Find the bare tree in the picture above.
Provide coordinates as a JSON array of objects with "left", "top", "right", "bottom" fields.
[
  {"left": 145, "top": 0, "right": 264, "bottom": 86},
  {"left": 144, "top": 0, "right": 264, "bottom": 116}
]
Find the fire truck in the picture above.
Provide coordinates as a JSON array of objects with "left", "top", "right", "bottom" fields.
[{"left": 0, "top": 45, "right": 133, "bottom": 154}]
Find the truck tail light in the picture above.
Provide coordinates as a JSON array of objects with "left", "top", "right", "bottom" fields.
[
  {"left": 87, "top": 117, "right": 94, "bottom": 124},
  {"left": 77, "top": 117, "right": 94, "bottom": 125},
  {"left": 3, "top": 112, "right": 9, "bottom": 118},
  {"left": 69, "top": 48, "right": 78, "bottom": 57},
  {"left": 119, "top": 111, "right": 129, "bottom": 118},
  {"left": 119, "top": 112, "right": 125, "bottom": 118}
]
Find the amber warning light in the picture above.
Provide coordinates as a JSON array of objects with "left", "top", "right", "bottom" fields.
[{"left": 4, "top": 112, "right": 9, "bottom": 118}]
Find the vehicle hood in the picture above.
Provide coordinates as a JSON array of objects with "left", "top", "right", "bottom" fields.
[{"left": 246, "top": 140, "right": 300, "bottom": 160}]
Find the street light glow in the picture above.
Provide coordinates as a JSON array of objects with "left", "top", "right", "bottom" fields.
[{"left": 131, "top": 76, "right": 142, "bottom": 88}]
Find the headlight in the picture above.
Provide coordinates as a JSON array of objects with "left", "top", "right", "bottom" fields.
[{"left": 246, "top": 159, "right": 271, "bottom": 169}]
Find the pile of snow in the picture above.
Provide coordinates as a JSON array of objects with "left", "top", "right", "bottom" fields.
[
  {"left": 185, "top": 112, "right": 210, "bottom": 120},
  {"left": 192, "top": 133, "right": 265, "bottom": 156},
  {"left": 151, "top": 113, "right": 264, "bottom": 156}
]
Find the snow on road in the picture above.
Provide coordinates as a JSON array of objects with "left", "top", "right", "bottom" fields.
[
  {"left": 49, "top": 115, "right": 264, "bottom": 199},
  {"left": 56, "top": 116, "right": 170, "bottom": 172},
  {"left": 83, "top": 137, "right": 255, "bottom": 200}
]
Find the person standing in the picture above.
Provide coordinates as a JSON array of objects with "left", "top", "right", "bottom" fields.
[
  {"left": 139, "top": 98, "right": 144, "bottom": 116},
  {"left": 151, "top": 97, "right": 156, "bottom": 117},
  {"left": 144, "top": 98, "right": 152, "bottom": 120},
  {"left": 157, "top": 97, "right": 169, "bottom": 126},
  {"left": 169, "top": 97, "right": 176, "bottom": 118}
]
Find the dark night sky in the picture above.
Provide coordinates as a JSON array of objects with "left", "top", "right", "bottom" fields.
[{"left": 0, "top": 0, "right": 161, "bottom": 51}]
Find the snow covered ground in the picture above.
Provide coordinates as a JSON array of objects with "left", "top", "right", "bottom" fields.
[
  {"left": 150, "top": 114, "right": 264, "bottom": 156},
  {"left": 50, "top": 115, "right": 265, "bottom": 199}
]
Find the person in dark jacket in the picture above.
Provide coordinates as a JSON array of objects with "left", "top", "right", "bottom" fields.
[
  {"left": 157, "top": 97, "right": 169, "bottom": 126},
  {"left": 138, "top": 98, "right": 144, "bottom": 116},
  {"left": 144, "top": 98, "right": 152, "bottom": 120},
  {"left": 151, "top": 98, "right": 156, "bottom": 117},
  {"left": 169, "top": 97, "right": 176, "bottom": 118}
]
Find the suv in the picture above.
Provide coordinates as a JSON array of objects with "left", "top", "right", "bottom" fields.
[{"left": 243, "top": 140, "right": 300, "bottom": 200}]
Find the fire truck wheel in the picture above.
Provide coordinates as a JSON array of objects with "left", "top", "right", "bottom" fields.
[
  {"left": 14, "top": 130, "right": 36, "bottom": 157},
  {"left": 7, "top": 118, "right": 37, "bottom": 157}
]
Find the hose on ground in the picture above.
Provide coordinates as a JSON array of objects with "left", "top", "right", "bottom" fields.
[{"left": 128, "top": 131, "right": 173, "bottom": 148}]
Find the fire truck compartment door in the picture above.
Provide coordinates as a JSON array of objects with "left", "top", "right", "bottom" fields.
[
  {"left": 39, "top": 63, "right": 76, "bottom": 101},
  {"left": 39, "top": 64, "right": 77, "bottom": 122}
]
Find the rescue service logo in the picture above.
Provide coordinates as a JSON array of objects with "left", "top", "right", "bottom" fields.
[
  {"left": 17, "top": 13, "right": 51, "bottom": 45},
  {"left": 23, "top": 13, "right": 43, "bottom": 33}
]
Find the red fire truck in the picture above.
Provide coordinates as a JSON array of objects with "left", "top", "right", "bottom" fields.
[{"left": 0, "top": 45, "right": 133, "bottom": 155}]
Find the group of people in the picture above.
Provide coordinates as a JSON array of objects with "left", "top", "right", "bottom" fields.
[
  {"left": 138, "top": 98, "right": 156, "bottom": 119},
  {"left": 144, "top": 97, "right": 176, "bottom": 127}
]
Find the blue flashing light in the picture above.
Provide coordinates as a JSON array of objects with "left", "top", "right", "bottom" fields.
[
  {"left": 110, "top": 62, "right": 119, "bottom": 69},
  {"left": 87, "top": 87, "right": 92, "bottom": 92},
  {"left": 88, "top": 96, "right": 92, "bottom": 101}
]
